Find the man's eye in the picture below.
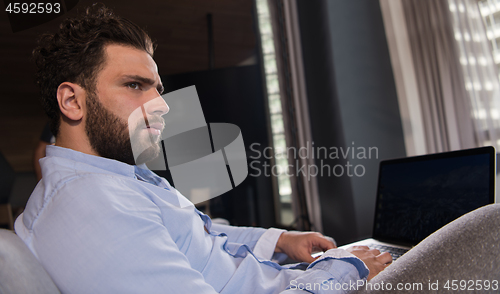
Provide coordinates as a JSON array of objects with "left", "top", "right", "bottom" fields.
[{"left": 127, "top": 83, "right": 140, "bottom": 90}]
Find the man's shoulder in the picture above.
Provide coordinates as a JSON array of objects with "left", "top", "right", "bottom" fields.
[
  {"left": 40, "top": 158, "right": 132, "bottom": 191},
  {"left": 21, "top": 161, "right": 160, "bottom": 233},
  {"left": 40, "top": 147, "right": 136, "bottom": 185},
  {"left": 31, "top": 154, "right": 149, "bottom": 209},
  {"left": 42, "top": 157, "right": 151, "bottom": 201}
]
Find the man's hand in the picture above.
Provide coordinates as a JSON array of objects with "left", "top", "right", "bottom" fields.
[
  {"left": 275, "top": 231, "right": 336, "bottom": 263},
  {"left": 346, "top": 246, "right": 392, "bottom": 280}
]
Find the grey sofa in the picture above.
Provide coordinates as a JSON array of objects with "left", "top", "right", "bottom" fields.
[
  {"left": 357, "top": 203, "right": 500, "bottom": 293},
  {"left": 0, "top": 229, "right": 60, "bottom": 294}
]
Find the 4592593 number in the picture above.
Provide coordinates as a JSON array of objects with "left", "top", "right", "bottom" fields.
[
  {"left": 444, "top": 280, "right": 498, "bottom": 291},
  {"left": 5, "top": 3, "right": 61, "bottom": 14}
]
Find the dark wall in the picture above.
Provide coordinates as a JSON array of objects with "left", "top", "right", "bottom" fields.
[{"left": 297, "top": 0, "right": 406, "bottom": 244}]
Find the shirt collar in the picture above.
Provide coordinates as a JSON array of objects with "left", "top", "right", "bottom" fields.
[
  {"left": 134, "top": 164, "right": 169, "bottom": 188},
  {"left": 46, "top": 145, "right": 136, "bottom": 178}
]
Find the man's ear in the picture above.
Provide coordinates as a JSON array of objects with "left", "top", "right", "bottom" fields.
[{"left": 57, "top": 82, "right": 85, "bottom": 121}]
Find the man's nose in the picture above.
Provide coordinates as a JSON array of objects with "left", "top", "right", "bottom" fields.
[{"left": 144, "top": 96, "right": 169, "bottom": 116}]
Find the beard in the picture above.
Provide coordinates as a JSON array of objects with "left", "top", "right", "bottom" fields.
[{"left": 85, "top": 91, "right": 163, "bottom": 165}]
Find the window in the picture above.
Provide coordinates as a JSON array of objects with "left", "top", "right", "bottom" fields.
[
  {"left": 478, "top": 0, "right": 500, "bottom": 76},
  {"left": 255, "top": 0, "right": 294, "bottom": 226}
]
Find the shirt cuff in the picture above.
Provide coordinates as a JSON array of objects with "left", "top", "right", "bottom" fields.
[
  {"left": 308, "top": 248, "right": 370, "bottom": 279},
  {"left": 252, "top": 228, "right": 286, "bottom": 260}
]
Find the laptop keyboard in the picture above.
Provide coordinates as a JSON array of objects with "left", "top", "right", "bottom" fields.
[{"left": 368, "top": 244, "right": 409, "bottom": 261}]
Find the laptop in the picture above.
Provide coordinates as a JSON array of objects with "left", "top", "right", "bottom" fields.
[{"left": 335, "top": 146, "right": 496, "bottom": 260}]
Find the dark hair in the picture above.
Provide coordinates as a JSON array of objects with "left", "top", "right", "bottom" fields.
[{"left": 33, "top": 4, "right": 155, "bottom": 137}]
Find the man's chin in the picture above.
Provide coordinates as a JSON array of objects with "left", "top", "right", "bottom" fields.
[{"left": 134, "top": 145, "right": 161, "bottom": 166}]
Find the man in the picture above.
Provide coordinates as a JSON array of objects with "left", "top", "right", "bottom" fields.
[{"left": 15, "top": 4, "right": 392, "bottom": 293}]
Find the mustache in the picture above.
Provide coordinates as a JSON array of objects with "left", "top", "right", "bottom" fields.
[
  {"left": 144, "top": 116, "right": 165, "bottom": 126},
  {"left": 129, "top": 116, "right": 165, "bottom": 130}
]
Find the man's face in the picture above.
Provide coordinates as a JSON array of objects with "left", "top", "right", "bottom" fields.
[{"left": 85, "top": 44, "right": 169, "bottom": 165}]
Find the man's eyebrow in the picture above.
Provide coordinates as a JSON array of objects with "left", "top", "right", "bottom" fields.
[
  {"left": 157, "top": 83, "right": 164, "bottom": 95},
  {"left": 123, "top": 75, "right": 164, "bottom": 94}
]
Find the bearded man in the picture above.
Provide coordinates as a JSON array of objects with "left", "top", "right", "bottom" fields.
[{"left": 16, "top": 4, "right": 438, "bottom": 294}]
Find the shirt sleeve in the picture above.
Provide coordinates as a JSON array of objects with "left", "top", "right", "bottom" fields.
[
  {"left": 28, "top": 176, "right": 221, "bottom": 294},
  {"left": 280, "top": 249, "right": 369, "bottom": 294},
  {"left": 210, "top": 223, "right": 285, "bottom": 260},
  {"left": 21, "top": 173, "right": 368, "bottom": 294}
]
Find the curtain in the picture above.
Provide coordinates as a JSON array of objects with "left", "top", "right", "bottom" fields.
[
  {"left": 402, "top": 0, "right": 477, "bottom": 153},
  {"left": 449, "top": 0, "right": 500, "bottom": 150}
]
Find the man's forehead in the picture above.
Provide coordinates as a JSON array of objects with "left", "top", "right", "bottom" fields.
[{"left": 102, "top": 44, "right": 159, "bottom": 80}]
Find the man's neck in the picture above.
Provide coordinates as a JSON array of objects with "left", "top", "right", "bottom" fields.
[{"left": 56, "top": 121, "right": 98, "bottom": 157}]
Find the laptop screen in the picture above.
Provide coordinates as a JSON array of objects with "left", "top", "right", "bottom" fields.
[{"left": 372, "top": 146, "right": 495, "bottom": 245}]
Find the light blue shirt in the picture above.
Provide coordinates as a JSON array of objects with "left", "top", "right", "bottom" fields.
[{"left": 15, "top": 145, "right": 368, "bottom": 294}]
